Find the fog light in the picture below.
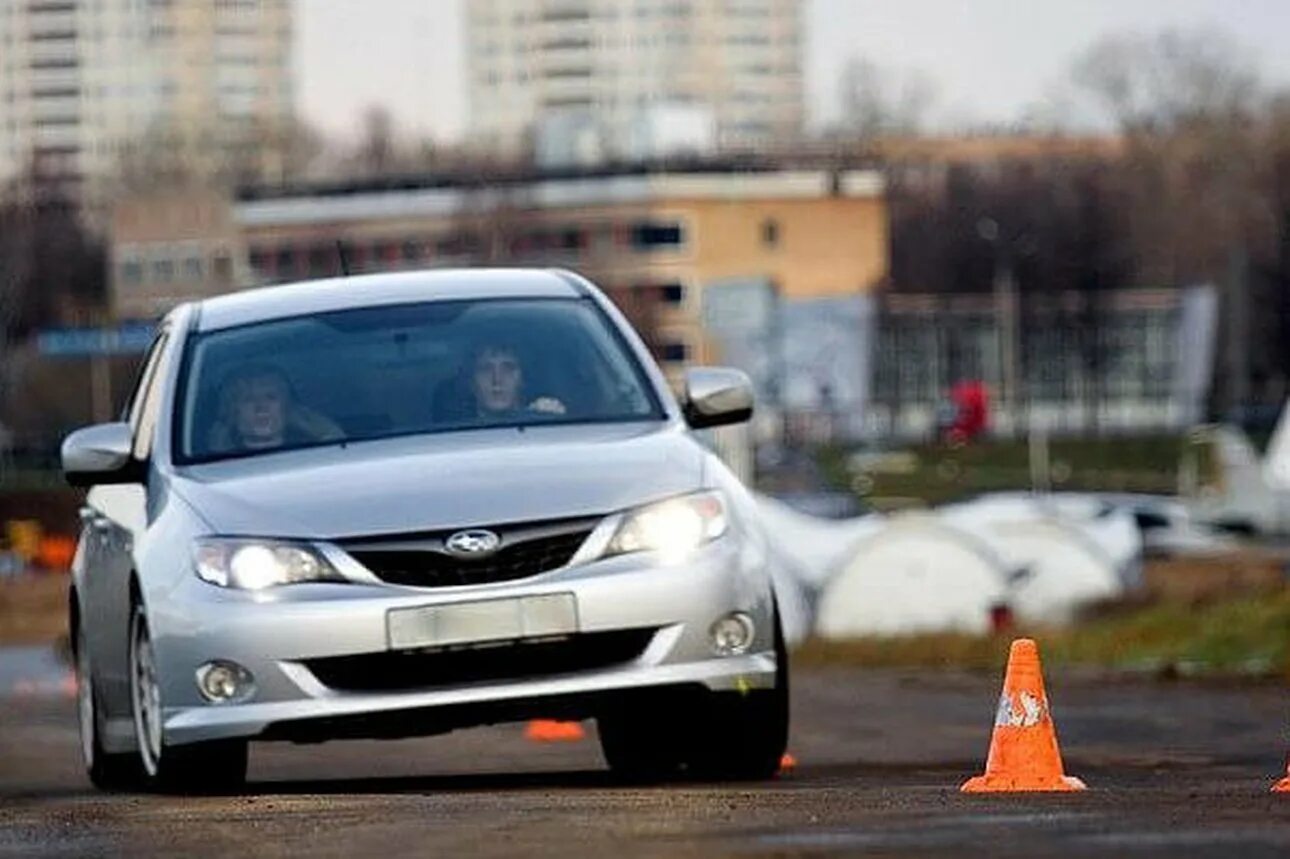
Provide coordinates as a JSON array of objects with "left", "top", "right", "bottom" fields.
[
  {"left": 196, "top": 661, "right": 254, "bottom": 704},
  {"left": 710, "top": 612, "right": 754, "bottom": 656}
]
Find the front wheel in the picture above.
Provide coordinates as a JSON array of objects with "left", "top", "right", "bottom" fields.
[
  {"left": 688, "top": 611, "right": 789, "bottom": 780},
  {"left": 597, "top": 609, "right": 790, "bottom": 782},
  {"left": 129, "top": 601, "right": 248, "bottom": 794},
  {"left": 75, "top": 614, "right": 144, "bottom": 791}
]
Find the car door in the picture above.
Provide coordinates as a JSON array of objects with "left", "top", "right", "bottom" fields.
[{"left": 83, "top": 328, "right": 173, "bottom": 713}]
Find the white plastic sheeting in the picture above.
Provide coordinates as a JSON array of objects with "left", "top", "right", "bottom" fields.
[
  {"left": 815, "top": 514, "right": 1012, "bottom": 637},
  {"left": 773, "top": 491, "right": 1147, "bottom": 639},
  {"left": 942, "top": 494, "right": 1139, "bottom": 625},
  {"left": 755, "top": 496, "right": 884, "bottom": 588},
  {"left": 755, "top": 495, "right": 883, "bottom": 645}
]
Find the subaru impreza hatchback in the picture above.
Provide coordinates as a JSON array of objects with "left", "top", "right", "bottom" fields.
[{"left": 63, "top": 269, "right": 787, "bottom": 792}]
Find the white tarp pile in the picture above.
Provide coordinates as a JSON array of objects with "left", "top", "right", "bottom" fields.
[
  {"left": 814, "top": 512, "right": 1011, "bottom": 636},
  {"left": 754, "top": 496, "right": 883, "bottom": 644},
  {"left": 760, "top": 491, "right": 1145, "bottom": 640},
  {"left": 940, "top": 494, "right": 1139, "bottom": 625}
]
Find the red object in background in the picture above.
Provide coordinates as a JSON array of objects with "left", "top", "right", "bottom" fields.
[
  {"left": 948, "top": 380, "right": 990, "bottom": 442},
  {"left": 989, "top": 603, "right": 1015, "bottom": 634},
  {"left": 35, "top": 535, "right": 76, "bottom": 573}
]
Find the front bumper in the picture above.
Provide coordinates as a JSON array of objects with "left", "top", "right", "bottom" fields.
[{"left": 149, "top": 536, "right": 776, "bottom": 747}]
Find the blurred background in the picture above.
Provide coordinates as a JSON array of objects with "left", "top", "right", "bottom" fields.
[{"left": 4, "top": 0, "right": 1290, "bottom": 667}]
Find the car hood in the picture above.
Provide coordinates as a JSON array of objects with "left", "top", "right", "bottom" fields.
[{"left": 171, "top": 422, "right": 706, "bottom": 540}]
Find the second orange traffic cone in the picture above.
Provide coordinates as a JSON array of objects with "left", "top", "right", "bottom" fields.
[
  {"left": 1273, "top": 762, "right": 1290, "bottom": 793},
  {"left": 524, "top": 719, "right": 586, "bottom": 742},
  {"left": 961, "top": 638, "right": 1086, "bottom": 793}
]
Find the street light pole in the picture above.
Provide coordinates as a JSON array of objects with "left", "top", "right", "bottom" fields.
[{"left": 979, "top": 218, "right": 1022, "bottom": 437}]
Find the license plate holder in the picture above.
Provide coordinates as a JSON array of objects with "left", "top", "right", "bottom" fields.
[{"left": 387, "top": 593, "right": 578, "bottom": 650}]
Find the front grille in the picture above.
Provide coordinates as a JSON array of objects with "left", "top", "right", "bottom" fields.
[
  {"left": 303, "top": 628, "right": 657, "bottom": 693},
  {"left": 342, "top": 517, "right": 598, "bottom": 588}
]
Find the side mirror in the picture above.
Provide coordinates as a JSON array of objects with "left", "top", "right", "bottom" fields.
[
  {"left": 683, "top": 367, "right": 754, "bottom": 429},
  {"left": 61, "top": 423, "right": 142, "bottom": 488}
]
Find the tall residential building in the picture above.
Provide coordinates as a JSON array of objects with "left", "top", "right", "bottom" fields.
[
  {"left": 466, "top": 0, "right": 804, "bottom": 164},
  {"left": 0, "top": 0, "right": 294, "bottom": 200}
]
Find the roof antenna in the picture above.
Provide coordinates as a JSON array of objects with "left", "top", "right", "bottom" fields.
[{"left": 336, "top": 239, "right": 351, "bottom": 276}]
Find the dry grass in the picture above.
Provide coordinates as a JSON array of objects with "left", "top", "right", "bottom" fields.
[
  {"left": 796, "top": 590, "right": 1290, "bottom": 680},
  {"left": 0, "top": 575, "right": 69, "bottom": 645},
  {"left": 815, "top": 434, "right": 1212, "bottom": 506}
]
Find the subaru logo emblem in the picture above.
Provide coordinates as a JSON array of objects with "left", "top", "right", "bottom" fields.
[{"left": 444, "top": 529, "right": 501, "bottom": 558}]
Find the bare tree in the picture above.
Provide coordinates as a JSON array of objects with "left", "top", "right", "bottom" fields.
[
  {"left": 1069, "top": 27, "right": 1270, "bottom": 417},
  {"left": 357, "top": 106, "right": 396, "bottom": 176},
  {"left": 1072, "top": 28, "right": 1260, "bottom": 135},
  {"left": 836, "top": 56, "right": 939, "bottom": 139}
]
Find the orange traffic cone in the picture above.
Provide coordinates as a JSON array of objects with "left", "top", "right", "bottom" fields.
[
  {"left": 961, "top": 638, "right": 1086, "bottom": 793},
  {"left": 1273, "top": 760, "right": 1290, "bottom": 793},
  {"left": 524, "top": 719, "right": 586, "bottom": 742}
]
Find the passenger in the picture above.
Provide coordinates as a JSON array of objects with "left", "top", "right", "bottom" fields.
[{"left": 208, "top": 364, "right": 343, "bottom": 453}]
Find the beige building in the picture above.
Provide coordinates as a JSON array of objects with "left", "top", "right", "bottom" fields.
[
  {"left": 110, "top": 187, "right": 245, "bottom": 320},
  {"left": 0, "top": 0, "right": 293, "bottom": 200},
  {"left": 466, "top": 0, "right": 804, "bottom": 162},
  {"left": 109, "top": 167, "right": 888, "bottom": 371}
]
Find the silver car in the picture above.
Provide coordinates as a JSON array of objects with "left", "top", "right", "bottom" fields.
[{"left": 62, "top": 269, "right": 787, "bottom": 792}]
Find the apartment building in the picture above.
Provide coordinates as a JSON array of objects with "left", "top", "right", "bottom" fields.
[
  {"left": 0, "top": 0, "right": 293, "bottom": 199},
  {"left": 465, "top": 0, "right": 804, "bottom": 163}
]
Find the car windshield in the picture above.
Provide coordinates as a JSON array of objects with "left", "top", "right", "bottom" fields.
[{"left": 175, "top": 298, "right": 664, "bottom": 464}]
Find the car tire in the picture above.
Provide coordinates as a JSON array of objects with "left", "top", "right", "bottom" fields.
[
  {"left": 598, "top": 608, "right": 790, "bottom": 783},
  {"left": 74, "top": 613, "right": 145, "bottom": 792},
  {"left": 688, "top": 608, "right": 790, "bottom": 781},
  {"left": 597, "top": 693, "right": 690, "bottom": 782},
  {"left": 129, "top": 600, "right": 248, "bottom": 794}
]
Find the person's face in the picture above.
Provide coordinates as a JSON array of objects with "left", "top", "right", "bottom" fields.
[
  {"left": 473, "top": 347, "right": 522, "bottom": 413},
  {"left": 233, "top": 375, "right": 288, "bottom": 446}
]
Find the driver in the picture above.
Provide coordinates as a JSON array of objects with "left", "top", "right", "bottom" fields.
[
  {"left": 470, "top": 343, "right": 566, "bottom": 418},
  {"left": 208, "top": 364, "right": 344, "bottom": 453}
]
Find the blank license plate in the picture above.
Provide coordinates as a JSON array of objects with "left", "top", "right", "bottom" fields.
[{"left": 387, "top": 593, "right": 578, "bottom": 650}]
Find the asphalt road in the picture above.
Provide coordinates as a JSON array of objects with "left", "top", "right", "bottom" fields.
[{"left": 3, "top": 663, "right": 1290, "bottom": 857}]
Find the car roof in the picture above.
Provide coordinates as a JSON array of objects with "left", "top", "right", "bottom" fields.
[{"left": 193, "top": 268, "right": 585, "bottom": 332}]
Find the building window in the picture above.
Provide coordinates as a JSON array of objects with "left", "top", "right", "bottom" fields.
[
  {"left": 273, "top": 246, "right": 296, "bottom": 275},
  {"left": 119, "top": 259, "right": 143, "bottom": 286},
  {"left": 308, "top": 244, "right": 335, "bottom": 277},
  {"left": 249, "top": 247, "right": 272, "bottom": 274},
  {"left": 151, "top": 258, "right": 174, "bottom": 283},
  {"left": 659, "top": 282, "right": 686, "bottom": 305},
  {"left": 183, "top": 256, "right": 204, "bottom": 281},
  {"left": 659, "top": 341, "right": 690, "bottom": 363},
  {"left": 761, "top": 218, "right": 779, "bottom": 248},
  {"left": 401, "top": 239, "right": 427, "bottom": 264},
  {"left": 212, "top": 253, "right": 233, "bottom": 283},
  {"left": 632, "top": 221, "right": 685, "bottom": 251}
]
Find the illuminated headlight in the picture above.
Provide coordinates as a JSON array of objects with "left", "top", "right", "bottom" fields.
[
  {"left": 193, "top": 538, "right": 343, "bottom": 590},
  {"left": 605, "top": 490, "right": 729, "bottom": 564}
]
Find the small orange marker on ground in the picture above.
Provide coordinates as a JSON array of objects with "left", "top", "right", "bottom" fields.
[
  {"left": 778, "top": 752, "right": 797, "bottom": 773},
  {"left": 1273, "top": 759, "right": 1290, "bottom": 793},
  {"left": 524, "top": 719, "right": 586, "bottom": 742},
  {"left": 961, "top": 638, "right": 1086, "bottom": 793}
]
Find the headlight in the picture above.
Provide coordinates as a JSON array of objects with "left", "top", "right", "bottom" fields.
[
  {"left": 193, "top": 538, "right": 344, "bottom": 590},
  {"left": 605, "top": 490, "right": 729, "bottom": 564}
]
